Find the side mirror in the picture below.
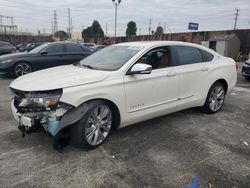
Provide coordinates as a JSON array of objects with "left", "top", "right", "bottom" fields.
[
  {"left": 40, "top": 50, "right": 48, "bottom": 55},
  {"left": 127, "top": 63, "right": 152, "bottom": 75}
]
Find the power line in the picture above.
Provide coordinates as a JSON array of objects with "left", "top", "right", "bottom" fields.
[{"left": 234, "top": 8, "right": 239, "bottom": 30}]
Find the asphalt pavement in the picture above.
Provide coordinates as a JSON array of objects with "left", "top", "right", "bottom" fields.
[{"left": 0, "top": 64, "right": 249, "bottom": 188}]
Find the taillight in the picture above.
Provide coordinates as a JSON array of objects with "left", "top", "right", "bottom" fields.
[{"left": 235, "top": 62, "right": 239, "bottom": 71}]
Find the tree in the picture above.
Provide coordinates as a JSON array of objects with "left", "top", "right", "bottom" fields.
[
  {"left": 92, "top": 20, "right": 104, "bottom": 37},
  {"left": 82, "top": 20, "right": 104, "bottom": 39},
  {"left": 155, "top": 26, "right": 164, "bottom": 36},
  {"left": 126, "top": 21, "right": 137, "bottom": 36},
  {"left": 82, "top": 27, "right": 93, "bottom": 39},
  {"left": 54, "top": 30, "right": 68, "bottom": 40}
]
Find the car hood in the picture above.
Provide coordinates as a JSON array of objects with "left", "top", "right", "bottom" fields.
[
  {"left": 10, "top": 65, "right": 112, "bottom": 91},
  {"left": 0, "top": 52, "right": 34, "bottom": 60}
]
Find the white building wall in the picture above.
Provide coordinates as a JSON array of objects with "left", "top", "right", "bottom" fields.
[{"left": 216, "top": 41, "right": 226, "bottom": 56}]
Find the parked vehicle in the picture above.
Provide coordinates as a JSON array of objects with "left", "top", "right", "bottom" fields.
[
  {"left": 92, "top": 45, "right": 106, "bottom": 51},
  {"left": 81, "top": 43, "right": 96, "bottom": 48},
  {"left": 9, "top": 41, "right": 237, "bottom": 149},
  {"left": 16, "top": 43, "right": 27, "bottom": 51},
  {"left": 19, "top": 43, "right": 42, "bottom": 52},
  {"left": 242, "top": 59, "right": 250, "bottom": 81},
  {"left": 0, "top": 42, "right": 93, "bottom": 77},
  {"left": 0, "top": 41, "right": 16, "bottom": 56}
]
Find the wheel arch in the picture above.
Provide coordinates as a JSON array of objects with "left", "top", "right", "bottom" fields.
[
  {"left": 13, "top": 60, "right": 33, "bottom": 71},
  {"left": 214, "top": 78, "right": 228, "bottom": 94},
  {"left": 84, "top": 98, "right": 121, "bottom": 130}
]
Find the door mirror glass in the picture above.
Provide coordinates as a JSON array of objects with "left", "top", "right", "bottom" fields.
[
  {"left": 127, "top": 63, "right": 152, "bottom": 75},
  {"left": 40, "top": 50, "right": 48, "bottom": 55}
]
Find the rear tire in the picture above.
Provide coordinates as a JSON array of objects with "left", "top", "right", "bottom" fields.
[
  {"left": 202, "top": 82, "right": 226, "bottom": 114},
  {"left": 70, "top": 100, "right": 113, "bottom": 149}
]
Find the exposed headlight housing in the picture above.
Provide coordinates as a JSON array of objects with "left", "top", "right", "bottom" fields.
[
  {"left": 17, "top": 89, "right": 62, "bottom": 109},
  {"left": 1, "top": 59, "right": 13, "bottom": 64}
]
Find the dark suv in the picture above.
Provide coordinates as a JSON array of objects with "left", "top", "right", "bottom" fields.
[{"left": 0, "top": 41, "right": 16, "bottom": 56}]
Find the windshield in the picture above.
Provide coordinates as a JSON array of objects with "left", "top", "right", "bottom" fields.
[
  {"left": 29, "top": 43, "right": 49, "bottom": 54},
  {"left": 79, "top": 45, "right": 142, "bottom": 71}
]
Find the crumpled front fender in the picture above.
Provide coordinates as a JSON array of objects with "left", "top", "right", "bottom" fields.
[{"left": 55, "top": 103, "right": 89, "bottom": 136}]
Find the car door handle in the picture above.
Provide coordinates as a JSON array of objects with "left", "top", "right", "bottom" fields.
[
  {"left": 166, "top": 71, "right": 177, "bottom": 77},
  {"left": 201, "top": 67, "right": 209, "bottom": 71}
]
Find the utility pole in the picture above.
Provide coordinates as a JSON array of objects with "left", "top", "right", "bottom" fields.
[
  {"left": 0, "top": 15, "right": 2, "bottom": 33},
  {"left": 71, "top": 18, "right": 73, "bottom": 34},
  {"left": 68, "top": 8, "right": 71, "bottom": 39},
  {"left": 105, "top": 23, "right": 108, "bottom": 36},
  {"left": 149, "top": 19, "right": 152, "bottom": 35},
  {"left": 53, "top": 10, "right": 58, "bottom": 34},
  {"left": 163, "top": 22, "right": 166, "bottom": 33},
  {"left": 139, "top": 28, "right": 141, "bottom": 35},
  {"left": 112, "top": 0, "right": 121, "bottom": 38},
  {"left": 51, "top": 20, "right": 54, "bottom": 35},
  {"left": 234, "top": 9, "right": 239, "bottom": 30}
]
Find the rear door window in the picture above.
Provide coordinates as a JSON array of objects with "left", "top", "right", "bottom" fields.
[
  {"left": 175, "top": 46, "right": 203, "bottom": 65},
  {"left": 200, "top": 49, "right": 214, "bottom": 62},
  {"left": 66, "top": 43, "right": 85, "bottom": 53}
]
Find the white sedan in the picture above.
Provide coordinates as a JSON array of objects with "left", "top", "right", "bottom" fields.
[{"left": 9, "top": 41, "right": 237, "bottom": 149}]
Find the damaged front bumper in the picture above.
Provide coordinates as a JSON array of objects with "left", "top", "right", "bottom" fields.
[
  {"left": 11, "top": 98, "right": 90, "bottom": 138},
  {"left": 11, "top": 99, "right": 68, "bottom": 136}
]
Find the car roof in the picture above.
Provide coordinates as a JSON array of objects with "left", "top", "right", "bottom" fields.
[
  {"left": 45, "top": 41, "right": 82, "bottom": 45},
  {"left": 115, "top": 41, "right": 219, "bottom": 55},
  {"left": 115, "top": 41, "right": 199, "bottom": 47}
]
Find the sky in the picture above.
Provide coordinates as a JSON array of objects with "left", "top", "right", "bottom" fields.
[{"left": 0, "top": 0, "right": 249, "bottom": 36}]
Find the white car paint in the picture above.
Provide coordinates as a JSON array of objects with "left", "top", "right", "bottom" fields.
[
  {"left": 10, "top": 41, "right": 237, "bottom": 129},
  {"left": 10, "top": 65, "right": 111, "bottom": 91}
]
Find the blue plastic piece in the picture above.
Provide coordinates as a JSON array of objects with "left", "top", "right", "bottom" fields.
[
  {"left": 183, "top": 176, "right": 198, "bottom": 188},
  {"left": 47, "top": 116, "right": 60, "bottom": 136}
]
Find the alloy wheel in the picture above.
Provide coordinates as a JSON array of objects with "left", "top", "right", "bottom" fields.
[
  {"left": 15, "top": 63, "right": 32, "bottom": 77},
  {"left": 85, "top": 105, "right": 112, "bottom": 146},
  {"left": 209, "top": 85, "right": 225, "bottom": 112}
]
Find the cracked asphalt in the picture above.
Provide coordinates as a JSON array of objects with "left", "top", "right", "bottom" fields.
[{"left": 0, "top": 63, "right": 250, "bottom": 188}]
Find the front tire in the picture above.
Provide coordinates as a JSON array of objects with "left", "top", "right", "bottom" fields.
[
  {"left": 71, "top": 100, "right": 113, "bottom": 149},
  {"left": 244, "top": 76, "right": 250, "bottom": 81},
  {"left": 202, "top": 82, "right": 226, "bottom": 114},
  {"left": 13, "top": 62, "right": 32, "bottom": 78}
]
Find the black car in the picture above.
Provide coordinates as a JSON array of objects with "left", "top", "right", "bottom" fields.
[
  {"left": 19, "top": 43, "right": 42, "bottom": 52},
  {"left": 0, "top": 41, "right": 16, "bottom": 56},
  {"left": 242, "top": 59, "right": 250, "bottom": 81},
  {"left": 0, "top": 42, "right": 93, "bottom": 77}
]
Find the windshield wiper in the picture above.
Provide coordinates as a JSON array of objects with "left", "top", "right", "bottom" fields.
[{"left": 81, "top": 64, "right": 94, "bottom": 69}]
